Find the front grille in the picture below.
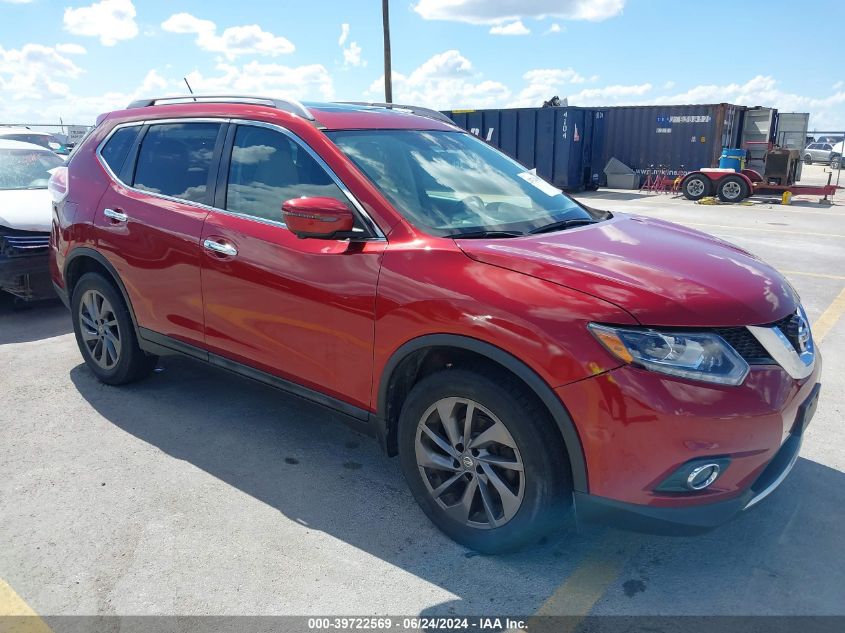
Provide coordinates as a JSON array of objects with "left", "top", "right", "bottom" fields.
[
  {"left": 716, "top": 327, "right": 775, "bottom": 364},
  {"left": 715, "top": 310, "right": 801, "bottom": 366},
  {"left": 0, "top": 228, "right": 50, "bottom": 257}
]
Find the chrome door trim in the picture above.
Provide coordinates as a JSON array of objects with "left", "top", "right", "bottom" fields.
[
  {"left": 95, "top": 117, "right": 387, "bottom": 241},
  {"left": 95, "top": 118, "right": 228, "bottom": 216}
]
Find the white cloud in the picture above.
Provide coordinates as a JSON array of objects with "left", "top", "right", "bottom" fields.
[
  {"left": 509, "top": 67, "right": 586, "bottom": 106},
  {"left": 569, "top": 82, "right": 653, "bottom": 103},
  {"left": 651, "top": 75, "right": 845, "bottom": 128},
  {"left": 663, "top": 80, "right": 676, "bottom": 90},
  {"left": 343, "top": 41, "right": 364, "bottom": 67},
  {"left": 56, "top": 43, "right": 87, "bottom": 55},
  {"left": 161, "top": 12, "right": 295, "bottom": 60},
  {"left": 832, "top": 80, "right": 843, "bottom": 91},
  {"left": 414, "top": 0, "right": 625, "bottom": 23},
  {"left": 489, "top": 20, "right": 530, "bottom": 35},
  {"left": 368, "top": 50, "right": 509, "bottom": 109},
  {"left": 337, "top": 24, "right": 365, "bottom": 67},
  {"left": 0, "top": 43, "right": 83, "bottom": 103},
  {"left": 63, "top": 0, "right": 138, "bottom": 47},
  {"left": 544, "top": 23, "right": 563, "bottom": 34},
  {"left": 185, "top": 61, "right": 334, "bottom": 101}
]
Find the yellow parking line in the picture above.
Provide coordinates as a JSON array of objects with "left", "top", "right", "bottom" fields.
[
  {"left": 523, "top": 534, "right": 638, "bottom": 632},
  {"left": 684, "top": 223, "right": 845, "bottom": 238},
  {"left": 0, "top": 579, "right": 52, "bottom": 633},
  {"left": 782, "top": 271, "right": 845, "bottom": 281},
  {"left": 814, "top": 287, "right": 845, "bottom": 343}
]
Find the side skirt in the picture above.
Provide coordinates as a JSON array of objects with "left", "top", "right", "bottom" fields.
[{"left": 138, "top": 328, "right": 375, "bottom": 437}]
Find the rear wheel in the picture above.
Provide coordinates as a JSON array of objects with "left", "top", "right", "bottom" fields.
[
  {"left": 71, "top": 272, "right": 157, "bottom": 385},
  {"left": 681, "top": 174, "right": 711, "bottom": 200},
  {"left": 398, "top": 368, "right": 572, "bottom": 553},
  {"left": 717, "top": 175, "right": 749, "bottom": 203}
]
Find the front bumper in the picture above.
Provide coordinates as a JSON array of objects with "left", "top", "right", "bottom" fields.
[
  {"left": 0, "top": 252, "right": 53, "bottom": 300},
  {"left": 559, "top": 357, "right": 821, "bottom": 533},
  {"left": 574, "top": 401, "right": 811, "bottom": 533}
]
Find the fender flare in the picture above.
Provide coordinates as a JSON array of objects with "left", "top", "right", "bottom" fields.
[{"left": 377, "top": 334, "right": 589, "bottom": 492}]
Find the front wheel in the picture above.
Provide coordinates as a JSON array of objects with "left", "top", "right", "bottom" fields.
[
  {"left": 681, "top": 174, "right": 711, "bottom": 200},
  {"left": 398, "top": 368, "right": 572, "bottom": 553},
  {"left": 831, "top": 155, "right": 841, "bottom": 170},
  {"left": 717, "top": 175, "right": 749, "bottom": 203},
  {"left": 804, "top": 154, "right": 813, "bottom": 165}
]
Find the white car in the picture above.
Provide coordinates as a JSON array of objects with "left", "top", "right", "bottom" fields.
[
  {"left": 0, "top": 139, "right": 65, "bottom": 300},
  {"left": 0, "top": 127, "right": 70, "bottom": 156}
]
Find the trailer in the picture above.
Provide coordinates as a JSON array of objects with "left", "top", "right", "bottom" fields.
[{"left": 680, "top": 147, "right": 841, "bottom": 203}]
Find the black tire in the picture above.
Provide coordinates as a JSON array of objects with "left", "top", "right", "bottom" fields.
[
  {"left": 397, "top": 367, "right": 572, "bottom": 553},
  {"left": 71, "top": 272, "right": 157, "bottom": 385},
  {"left": 681, "top": 174, "right": 711, "bottom": 201},
  {"left": 831, "top": 155, "right": 841, "bottom": 170},
  {"left": 803, "top": 154, "right": 813, "bottom": 165},
  {"left": 716, "top": 175, "right": 749, "bottom": 203}
]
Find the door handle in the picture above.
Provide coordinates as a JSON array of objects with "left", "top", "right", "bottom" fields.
[
  {"left": 103, "top": 208, "right": 128, "bottom": 222},
  {"left": 203, "top": 239, "right": 238, "bottom": 257}
]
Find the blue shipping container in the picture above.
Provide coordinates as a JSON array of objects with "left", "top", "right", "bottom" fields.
[
  {"left": 442, "top": 107, "right": 607, "bottom": 191},
  {"left": 597, "top": 103, "right": 746, "bottom": 179}
]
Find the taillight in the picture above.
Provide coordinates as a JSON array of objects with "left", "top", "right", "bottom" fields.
[{"left": 48, "top": 166, "right": 69, "bottom": 203}]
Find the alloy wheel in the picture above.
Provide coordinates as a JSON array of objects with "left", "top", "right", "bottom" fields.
[
  {"left": 78, "top": 289, "right": 122, "bottom": 369},
  {"left": 722, "top": 180, "right": 743, "bottom": 200},
  {"left": 686, "top": 178, "right": 705, "bottom": 197},
  {"left": 414, "top": 397, "right": 525, "bottom": 529}
]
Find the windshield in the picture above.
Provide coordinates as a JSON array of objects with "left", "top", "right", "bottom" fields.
[
  {"left": 327, "top": 130, "right": 601, "bottom": 236},
  {"left": 0, "top": 133, "right": 68, "bottom": 154},
  {"left": 0, "top": 148, "right": 66, "bottom": 190}
]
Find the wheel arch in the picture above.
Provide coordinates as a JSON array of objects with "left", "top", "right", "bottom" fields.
[
  {"left": 376, "top": 334, "right": 589, "bottom": 492},
  {"left": 64, "top": 247, "right": 141, "bottom": 337}
]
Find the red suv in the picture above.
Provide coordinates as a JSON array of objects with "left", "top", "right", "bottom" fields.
[{"left": 49, "top": 96, "right": 822, "bottom": 552}]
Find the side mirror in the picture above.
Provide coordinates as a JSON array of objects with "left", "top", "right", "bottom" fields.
[{"left": 282, "top": 197, "right": 355, "bottom": 239}]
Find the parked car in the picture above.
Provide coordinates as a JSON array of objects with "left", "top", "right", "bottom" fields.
[
  {"left": 50, "top": 97, "right": 822, "bottom": 553},
  {"left": 0, "top": 127, "right": 70, "bottom": 156},
  {"left": 830, "top": 142, "right": 844, "bottom": 169},
  {"left": 0, "top": 139, "right": 64, "bottom": 300},
  {"left": 803, "top": 142, "right": 840, "bottom": 165}
]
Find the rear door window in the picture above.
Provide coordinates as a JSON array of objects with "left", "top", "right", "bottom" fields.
[{"left": 132, "top": 122, "right": 221, "bottom": 204}]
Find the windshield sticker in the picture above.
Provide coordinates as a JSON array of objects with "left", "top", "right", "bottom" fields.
[{"left": 517, "top": 171, "right": 561, "bottom": 197}]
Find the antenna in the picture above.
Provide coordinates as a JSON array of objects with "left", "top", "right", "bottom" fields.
[{"left": 183, "top": 77, "right": 197, "bottom": 101}]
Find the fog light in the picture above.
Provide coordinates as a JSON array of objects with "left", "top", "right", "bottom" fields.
[{"left": 686, "top": 463, "right": 721, "bottom": 490}]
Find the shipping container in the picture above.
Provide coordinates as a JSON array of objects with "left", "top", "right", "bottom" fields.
[
  {"left": 442, "top": 107, "right": 606, "bottom": 191},
  {"left": 597, "top": 103, "right": 746, "bottom": 180}
]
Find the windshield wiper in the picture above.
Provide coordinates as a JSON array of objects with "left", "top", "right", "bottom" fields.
[
  {"left": 528, "top": 218, "right": 597, "bottom": 235},
  {"left": 448, "top": 230, "right": 524, "bottom": 239}
]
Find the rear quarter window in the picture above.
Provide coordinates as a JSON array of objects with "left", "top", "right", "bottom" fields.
[{"left": 100, "top": 126, "right": 139, "bottom": 176}]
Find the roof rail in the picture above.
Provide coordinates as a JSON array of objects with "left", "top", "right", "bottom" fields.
[
  {"left": 125, "top": 95, "right": 315, "bottom": 121},
  {"left": 338, "top": 102, "right": 456, "bottom": 126}
]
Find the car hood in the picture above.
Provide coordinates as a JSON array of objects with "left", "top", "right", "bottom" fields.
[
  {"left": 456, "top": 214, "right": 798, "bottom": 327},
  {"left": 0, "top": 188, "right": 52, "bottom": 232}
]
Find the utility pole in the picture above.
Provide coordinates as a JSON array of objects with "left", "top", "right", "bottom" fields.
[{"left": 382, "top": 0, "right": 392, "bottom": 103}]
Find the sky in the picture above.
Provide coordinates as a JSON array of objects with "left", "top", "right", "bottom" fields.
[{"left": 1, "top": 0, "right": 844, "bottom": 129}]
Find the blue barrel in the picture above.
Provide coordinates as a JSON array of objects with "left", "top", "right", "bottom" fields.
[{"left": 719, "top": 148, "right": 746, "bottom": 171}]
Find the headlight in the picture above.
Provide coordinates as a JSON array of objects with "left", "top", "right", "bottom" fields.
[{"left": 588, "top": 323, "right": 749, "bottom": 385}]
